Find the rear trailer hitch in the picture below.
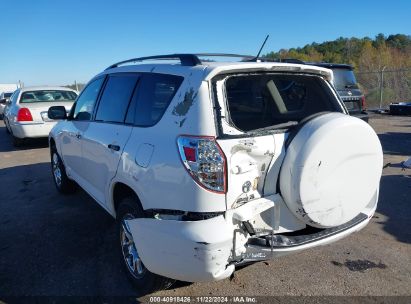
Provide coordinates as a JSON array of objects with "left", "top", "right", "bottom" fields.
[{"left": 232, "top": 202, "right": 281, "bottom": 263}]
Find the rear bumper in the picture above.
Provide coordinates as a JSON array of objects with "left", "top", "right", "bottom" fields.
[
  {"left": 240, "top": 213, "right": 370, "bottom": 264},
  {"left": 10, "top": 121, "right": 57, "bottom": 139},
  {"left": 127, "top": 216, "right": 235, "bottom": 282},
  {"left": 127, "top": 194, "right": 376, "bottom": 282}
]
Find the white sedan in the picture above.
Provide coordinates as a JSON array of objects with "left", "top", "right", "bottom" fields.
[{"left": 4, "top": 86, "right": 78, "bottom": 146}]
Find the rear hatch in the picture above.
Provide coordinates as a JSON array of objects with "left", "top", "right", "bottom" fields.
[
  {"left": 331, "top": 68, "right": 364, "bottom": 114},
  {"left": 211, "top": 70, "right": 344, "bottom": 211}
]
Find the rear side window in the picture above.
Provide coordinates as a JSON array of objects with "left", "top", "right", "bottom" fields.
[
  {"left": 129, "top": 73, "right": 183, "bottom": 126},
  {"left": 95, "top": 74, "right": 139, "bottom": 123},
  {"left": 225, "top": 74, "right": 339, "bottom": 132}
]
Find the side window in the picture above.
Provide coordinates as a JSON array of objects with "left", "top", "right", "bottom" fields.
[
  {"left": 131, "top": 73, "right": 183, "bottom": 126},
  {"left": 95, "top": 74, "right": 139, "bottom": 123},
  {"left": 73, "top": 77, "right": 105, "bottom": 121}
]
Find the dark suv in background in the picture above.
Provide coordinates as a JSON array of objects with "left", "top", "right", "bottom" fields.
[{"left": 276, "top": 60, "right": 368, "bottom": 122}]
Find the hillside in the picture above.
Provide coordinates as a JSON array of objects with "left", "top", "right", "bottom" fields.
[{"left": 265, "top": 34, "right": 411, "bottom": 108}]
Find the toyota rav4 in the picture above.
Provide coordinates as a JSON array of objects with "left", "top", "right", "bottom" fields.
[{"left": 48, "top": 54, "right": 383, "bottom": 294}]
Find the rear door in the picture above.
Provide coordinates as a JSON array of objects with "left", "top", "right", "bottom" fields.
[
  {"left": 80, "top": 73, "right": 139, "bottom": 206},
  {"left": 214, "top": 73, "right": 343, "bottom": 210}
]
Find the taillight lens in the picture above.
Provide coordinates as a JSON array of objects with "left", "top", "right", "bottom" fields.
[
  {"left": 361, "top": 96, "right": 366, "bottom": 110},
  {"left": 177, "top": 136, "right": 226, "bottom": 193},
  {"left": 17, "top": 108, "right": 33, "bottom": 122}
]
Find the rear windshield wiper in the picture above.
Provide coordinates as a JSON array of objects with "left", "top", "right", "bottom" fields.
[
  {"left": 251, "top": 121, "right": 299, "bottom": 133},
  {"left": 344, "top": 84, "right": 357, "bottom": 89}
]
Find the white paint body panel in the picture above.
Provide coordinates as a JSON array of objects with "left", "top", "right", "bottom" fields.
[{"left": 81, "top": 122, "right": 133, "bottom": 206}]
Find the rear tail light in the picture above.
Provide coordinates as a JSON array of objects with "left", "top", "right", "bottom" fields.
[
  {"left": 16, "top": 108, "right": 33, "bottom": 122},
  {"left": 177, "top": 136, "right": 226, "bottom": 193},
  {"left": 361, "top": 96, "right": 366, "bottom": 110}
]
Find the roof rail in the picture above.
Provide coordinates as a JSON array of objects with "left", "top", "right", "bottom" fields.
[
  {"left": 105, "top": 53, "right": 255, "bottom": 70},
  {"left": 195, "top": 53, "right": 254, "bottom": 61},
  {"left": 105, "top": 54, "right": 202, "bottom": 70}
]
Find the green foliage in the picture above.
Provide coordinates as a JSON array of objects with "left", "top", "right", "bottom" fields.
[
  {"left": 265, "top": 34, "right": 411, "bottom": 107},
  {"left": 264, "top": 33, "right": 411, "bottom": 68}
]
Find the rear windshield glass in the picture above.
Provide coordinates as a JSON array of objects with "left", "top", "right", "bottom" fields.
[
  {"left": 20, "top": 90, "right": 77, "bottom": 103},
  {"left": 332, "top": 69, "right": 358, "bottom": 90},
  {"left": 225, "top": 74, "right": 340, "bottom": 132}
]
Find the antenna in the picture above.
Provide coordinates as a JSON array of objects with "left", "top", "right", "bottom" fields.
[{"left": 255, "top": 35, "right": 269, "bottom": 59}]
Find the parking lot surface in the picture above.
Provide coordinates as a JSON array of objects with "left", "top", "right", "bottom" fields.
[{"left": 0, "top": 114, "right": 410, "bottom": 299}]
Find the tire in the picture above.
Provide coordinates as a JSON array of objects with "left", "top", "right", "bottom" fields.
[
  {"left": 50, "top": 147, "right": 76, "bottom": 194},
  {"left": 117, "top": 196, "right": 175, "bottom": 294},
  {"left": 4, "top": 118, "right": 10, "bottom": 134},
  {"left": 12, "top": 136, "right": 24, "bottom": 147}
]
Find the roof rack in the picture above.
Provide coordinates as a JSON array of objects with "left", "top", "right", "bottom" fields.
[
  {"left": 105, "top": 53, "right": 255, "bottom": 70},
  {"left": 196, "top": 53, "right": 254, "bottom": 61}
]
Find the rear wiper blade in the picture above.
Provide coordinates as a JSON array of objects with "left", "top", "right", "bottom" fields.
[
  {"left": 251, "top": 121, "right": 299, "bottom": 133},
  {"left": 345, "top": 84, "right": 357, "bottom": 88}
]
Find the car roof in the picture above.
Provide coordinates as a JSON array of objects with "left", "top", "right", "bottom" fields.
[{"left": 100, "top": 60, "right": 333, "bottom": 82}]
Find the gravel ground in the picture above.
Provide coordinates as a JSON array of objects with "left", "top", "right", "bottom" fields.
[{"left": 0, "top": 114, "right": 410, "bottom": 302}]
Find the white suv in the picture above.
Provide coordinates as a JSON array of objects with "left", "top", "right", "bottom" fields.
[{"left": 48, "top": 54, "right": 383, "bottom": 293}]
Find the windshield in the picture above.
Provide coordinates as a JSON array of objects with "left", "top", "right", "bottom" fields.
[
  {"left": 332, "top": 68, "right": 358, "bottom": 90},
  {"left": 224, "top": 73, "right": 341, "bottom": 132},
  {"left": 20, "top": 90, "right": 77, "bottom": 103},
  {"left": 4, "top": 93, "right": 12, "bottom": 98}
]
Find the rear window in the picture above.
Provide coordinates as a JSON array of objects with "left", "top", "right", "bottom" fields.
[
  {"left": 224, "top": 74, "right": 340, "bottom": 132},
  {"left": 332, "top": 68, "right": 358, "bottom": 90},
  {"left": 20, "top": 90, "right": 77, "bottom": 103}
]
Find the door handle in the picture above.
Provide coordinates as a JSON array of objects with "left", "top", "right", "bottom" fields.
[{"left": 108, "top": 144, "right": 120, "bottom": 151}]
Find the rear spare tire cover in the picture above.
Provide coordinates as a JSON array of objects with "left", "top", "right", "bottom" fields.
[{"left": 279, "top": 113, "right": 383, "bottom": 228}]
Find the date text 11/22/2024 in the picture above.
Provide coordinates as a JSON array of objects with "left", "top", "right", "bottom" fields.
[{"left": 148, "top": 296, "right": 257, "bottom": 303}]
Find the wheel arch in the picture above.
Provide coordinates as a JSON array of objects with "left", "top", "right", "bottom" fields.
[
  {"left": 49, "top": 136, "right": 56, "bottom": 149},
  {"left": 111, "top": 181, "right": 144, "bottom": 218}
]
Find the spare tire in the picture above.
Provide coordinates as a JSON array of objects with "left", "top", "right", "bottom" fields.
[{"left": 279, "top": 113, "right": 383, "bottom": 228}]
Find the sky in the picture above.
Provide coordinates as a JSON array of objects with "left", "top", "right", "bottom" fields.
[{"left": 0, "top": 0, "right": 410, "bottom": 86}]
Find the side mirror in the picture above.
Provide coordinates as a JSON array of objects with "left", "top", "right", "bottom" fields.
[
  {"left": 0, "top": 98, "right": 6, "bottom": 105},
  {"left": 48, "top": 106, "right": 67, "bottom": 120}
]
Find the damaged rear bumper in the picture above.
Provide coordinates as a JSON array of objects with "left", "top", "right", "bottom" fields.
[
  {"left": 126, "top": 194, "right": 375, "bottom": 282},
  {"left": 126, "top": 215, "right": 235, "bottom": 282}
]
